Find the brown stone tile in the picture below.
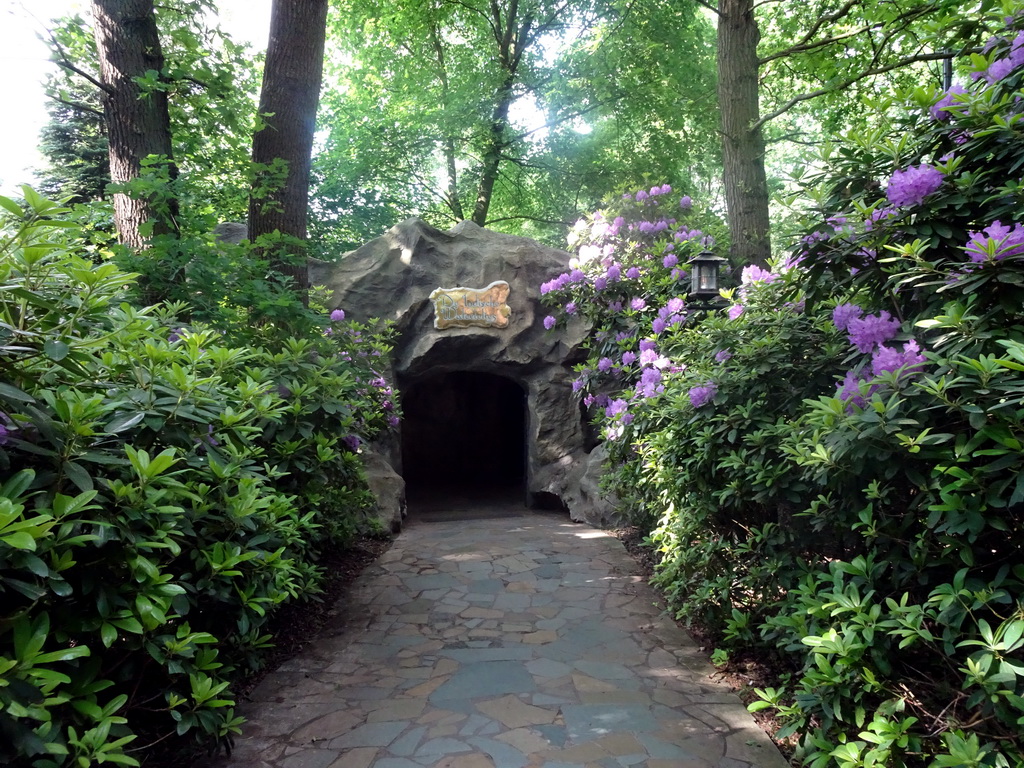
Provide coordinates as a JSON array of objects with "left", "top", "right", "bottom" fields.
[
  {"left": 475, "top": 695, "right": 557, "bottom": 729},
  {"left": 494, "top": 727, "right": 553, "bottom": 754},
  {"left": 405, "top": 675, "right": 450, "bottom": 697}
]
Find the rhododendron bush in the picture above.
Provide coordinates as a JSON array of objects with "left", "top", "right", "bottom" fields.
[{"left": 545, "top": 8, "right": 1024, "bottom": 766}]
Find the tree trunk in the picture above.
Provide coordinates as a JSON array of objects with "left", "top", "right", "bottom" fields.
[
  {"left": 249, "top": 0, "right": 329, "bottom": 300},
  {"left": 91, "top": 0, "right": 179, "bottom": 250},
  {"left": 471, "top": 75, "right": 515, "bottom": 226},
  {"left": 718, "top": 0, "right": 771, "bottom": 268}
]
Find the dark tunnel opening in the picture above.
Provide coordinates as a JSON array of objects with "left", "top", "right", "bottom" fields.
[{"left": 400, "top": 371, "right": 527, "bottom": 512}]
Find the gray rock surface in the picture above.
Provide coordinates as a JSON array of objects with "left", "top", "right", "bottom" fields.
[{"left": 309, "top": 219, "right": 619, "bottom": 526}]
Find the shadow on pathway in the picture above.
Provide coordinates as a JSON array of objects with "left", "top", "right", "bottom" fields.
[{"left": 218, "top": 510, "right": 788, "bottom": 768}]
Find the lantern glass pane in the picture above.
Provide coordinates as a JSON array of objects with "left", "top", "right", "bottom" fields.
[{"left": 698, "top": 264, "right": 717, "bottom": 291}]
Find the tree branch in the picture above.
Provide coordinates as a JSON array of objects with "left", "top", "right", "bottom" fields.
[
  {"left": 752, "top": 49, "right": 964, "bottom": 131},
  {"left": 47, "top": 95, "right": 105, "bottom": 119},
  {"left": 759, "top": 2, "right": 932, "bottom": 65},
  {"left": 691, "top": 0, "right": 721, "bottom": 16},
  {"left": 47, "top": 29, "right": 112, "bottom": 95}
]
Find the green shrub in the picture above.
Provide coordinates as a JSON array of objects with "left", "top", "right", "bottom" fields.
[
  {"left": 542, "top": 7, "right": 1024, "bottom": 765},
  {"left": 0, "top": 188, "right": 395, "bottom": 766}
]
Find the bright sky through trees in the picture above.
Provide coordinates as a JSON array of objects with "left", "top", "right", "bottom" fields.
[{"left": 0, "top": 0, "right": 272, "bottom": 194}]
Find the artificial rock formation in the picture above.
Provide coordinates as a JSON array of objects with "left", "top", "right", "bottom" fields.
[{"left": 309, "top": 219, "right": 618, "bottom": 527}]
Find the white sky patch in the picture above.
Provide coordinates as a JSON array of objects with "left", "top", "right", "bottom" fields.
[
  {"left": 0, "top": 0, "right": 271, "bottom": 195},
  {"left": 508, "top": 92, "right": 549, "bottom": 143}
]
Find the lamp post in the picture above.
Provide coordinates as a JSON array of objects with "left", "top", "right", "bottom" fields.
[{"left": 688, "top": 250, "right": 727, "bottom": 307}]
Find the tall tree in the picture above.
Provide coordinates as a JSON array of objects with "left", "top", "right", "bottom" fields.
[
  {"left": 90, "top": 0, "right": 179, "bottom": 248},
  {"left": 248, "top": 0, "right": 330, "bottom": 299},
  {"left": 705, "top": 0, "right": 993, "bottom": 266}
]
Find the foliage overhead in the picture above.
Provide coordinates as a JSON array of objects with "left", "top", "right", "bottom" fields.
[{"left": 313, "top": 0, "right": 718, "bottom": 250}]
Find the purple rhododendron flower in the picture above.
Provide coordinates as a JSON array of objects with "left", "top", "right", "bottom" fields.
[
  {"left": 965, "top": 220, "right": 1024, "bottom": 262},
  {"left": 597, "top": 357, "right": 613, "bottom": 373},
  {"left": 572, "top": 378, "right": 584, "bottom": 392},
  {"left": 688, "top": 382, "right": 717, "bottom": 408},
  {"left": 847, "top": 311, "right": 901, "bottom": 353},
  {"left": 679, "top": 195, "right": 692, "bottom": 209},
  {"left": 639, "top": 348, "right": 658, "bottom": 366},
  {"left": 886, "top": 164, "right": 944, "bottom": 208},
  {"left": 606, "top": 264, "right": 622, "bottom": 282},
  {"left": 728, "top": 305, "right": 744, "bottom": 320},
  {"left": 565, "top": 302, "right": 578, "bottom": 315},
  {"left": 671, "top": 268, "right": 686, "bottom": 281},
  {"left": 621, "top": 351, "right": 637, "bottom": 365},
  {"left": 543, "top": 315, "right": 556, "bottom": 329},
  {"left": 832, "top": 303, "right": 864, "bottom": 332},
  {"left": 330, "top": 308, "right": 346, "bottom": 322},
  {"left": 608, "top": 301, "right": 624, "bottom": 313},
  {"left": 387, "top": 415, "right": 400, "bottom": 428},
  {"left": 871, "top": 340, "right": 926, "bottom": 377},
  {"left": 636, "top": 189, "right": 649, "bottom": 201},
  {"left": 343, "top": 435, "right": 361, "bottom": 452},
  {"left": 626, "top": 266, "right": 641, "bottom": 279},
  {"left": 663, "top": 253, "right": 679, "bottom": 269},
  {"left": 985, "top": 57, "right": 1015, "bottom": 83},
  {"left": 605, "top": 398, "right": 628, "bottom": 418},
  {"left": 569, "top": 269, "right": 586, "bottom": 283},
  {"left": 836, "top": 371, "right": 876, "bottom": 409},
  {"left": 637, "top": 367, "right": 663, "bottom": 398},
  {"left": 639, "top": 339, "right": 657, "bottom": 352},
  {"left": 930, "top": 84, "right": 968, "bottom": 120},
  {"left": 715, "top": 349, "right": 732, "bottom": 363},
  {"left": 652, "top": 318, "right": 667, "bottom": 335},
  {"left": 631, "top": 297, "right": 647, "bottom": 311},
  {"left": 741, "top": 265, "right": 776, "bottom": 285},
  {"left": 594, "top": 277, "right": 608, "bottom": 291}
]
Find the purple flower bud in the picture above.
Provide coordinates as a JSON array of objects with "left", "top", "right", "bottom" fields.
[{"left": 330, "top": 309, "right": 346, "bottom": 322}]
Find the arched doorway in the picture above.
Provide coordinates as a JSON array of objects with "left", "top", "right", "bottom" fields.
[{"left": 400, "top": 371, "right": 527, "bottom": 512}]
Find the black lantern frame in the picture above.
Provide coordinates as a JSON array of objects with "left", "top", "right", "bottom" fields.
[{"left": 688, "top": 250, "right": 728, "bottom": 302}]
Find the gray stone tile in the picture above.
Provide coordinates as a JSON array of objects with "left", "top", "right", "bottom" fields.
[
  {"left": 328, "top": 721, "right": 407, "bottom": 749},
  {"left": 466, "top": 736, "right": 529, "bottom": 768},
  {"left": 389, "top": 726, "right": 426, "bottom": 756},
  {"left": 560, "top": 704, "right": 659, "bottom": 741},
  {"left": 430, "top": 661, "right": 536, "bottom": 701}
]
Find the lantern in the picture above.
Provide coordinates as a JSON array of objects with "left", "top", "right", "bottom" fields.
[{"left": 688, "top": 250, "right": 727, "bottom": 301}]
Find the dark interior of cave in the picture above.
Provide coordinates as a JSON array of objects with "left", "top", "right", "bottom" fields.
[{"left": 400, "top": 371, "right": 526, "bottom": 511}]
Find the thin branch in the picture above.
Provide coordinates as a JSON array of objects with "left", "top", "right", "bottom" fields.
[
  {"left": 752, "top": 49, "right": 964, "bottom": 131},
  {"left": 760, "top": 3, "right": 932, "bottom": 65},
  {"left": 787, "top": 0, "right": 861, "bottom": 53},
  {"left": 691, "top": 0, "right": 721, "bottom": 16},
  {"left": 484, "top": 213, "right": 573, "bottom": 226},
  {"left": 48, "top": 95, "right": 104, "bottom": 119},
  {"left": 47, "top": 30, "right": 112, "bottom": 95}
]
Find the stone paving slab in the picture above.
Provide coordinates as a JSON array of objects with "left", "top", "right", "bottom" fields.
[{"left": 217, "top": 512, "right": 789, "bottom": 768}]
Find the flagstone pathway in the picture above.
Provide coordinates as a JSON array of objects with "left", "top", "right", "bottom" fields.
[{"left": 218, "top": 511, "right": 789, "bottom": 768}]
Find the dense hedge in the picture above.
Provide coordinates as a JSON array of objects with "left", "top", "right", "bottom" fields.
[
  {"left": 0, "top": 190, "right": 395, "bottom": 766},
  {"left": 542, "top": 10, "right": 1024, "bottom": 766}
]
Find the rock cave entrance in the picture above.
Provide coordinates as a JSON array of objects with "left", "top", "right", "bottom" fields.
[{"left": 400, "top": 371, "right": 527, "bottom": 512}]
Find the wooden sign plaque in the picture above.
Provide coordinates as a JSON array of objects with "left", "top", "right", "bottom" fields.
[{"left": 429, "top": 280, "right": 511, "bottom": 330}]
